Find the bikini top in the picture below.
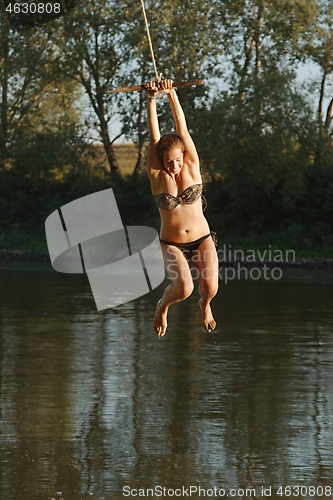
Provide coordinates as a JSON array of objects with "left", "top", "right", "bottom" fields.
[{"left": 154, "top": 183, "right": 203, "bottom": 210}]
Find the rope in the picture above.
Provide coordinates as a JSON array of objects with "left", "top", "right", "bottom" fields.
[{"left": 139, "top": 0, "right": 161, "bottom": 83}]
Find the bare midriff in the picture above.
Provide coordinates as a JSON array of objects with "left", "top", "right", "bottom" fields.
[{"left": 159, "top": 199, "right": 210, "bottom": 243}]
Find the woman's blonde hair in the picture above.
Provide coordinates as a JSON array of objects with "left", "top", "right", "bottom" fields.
[{"left": 157, "top": 134, "right": 186, "bottom": 161}]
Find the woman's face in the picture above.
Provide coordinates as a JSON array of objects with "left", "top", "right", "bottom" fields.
[{"left": 162, "top": 147, "right": 184, "bottom": 175}]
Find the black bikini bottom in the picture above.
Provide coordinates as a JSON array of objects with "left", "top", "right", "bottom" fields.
[{"left": 160, "top": 231, "right": 217, "bottom": 260}]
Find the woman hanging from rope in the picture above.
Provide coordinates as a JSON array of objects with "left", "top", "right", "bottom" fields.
[{"left": 144, "top": 79, "right": 219, "bottom": 337}]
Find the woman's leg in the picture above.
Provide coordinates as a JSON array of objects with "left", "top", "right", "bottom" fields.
[
  {"left": 191, "top": 236, "right": 219, "bottom": 332},
  {"left": 154, "top": 243, "right": 194, "bottom": 336}
]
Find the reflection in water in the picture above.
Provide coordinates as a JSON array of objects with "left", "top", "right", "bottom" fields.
[{"left": 1, "top": 262, "right": 333, "bottom": 499}]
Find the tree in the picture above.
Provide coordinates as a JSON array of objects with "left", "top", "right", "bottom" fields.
[
  {"left": 215, "top": 0, "right": 318, "bottom": 102},
  {"left": 0, "top": 6, "right": 79, "bottom": 166},
  {"left": 55, "top": 0, "right": 124, "bottom": 179},
  {"left": 193, "top": 71, "right": 316, "bottom": 234},
  {"left": 0, "top": 4, "right": 95, "bottom": 230},
  {"left": 112, "top": 0, "right": 221, "bottom": 171},
  {"left": 302, "top": 0, "right": 333, "bottom": 164}
]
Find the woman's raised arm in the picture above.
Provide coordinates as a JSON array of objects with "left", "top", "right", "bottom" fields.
[
  {"left": 162, "top": 80, "right": 200, "bottom": 168},
  {"left": 145, "top": 81, "right": 161, "bottom": 178}
]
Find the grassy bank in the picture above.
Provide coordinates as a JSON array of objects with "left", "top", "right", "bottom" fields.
[{"left": 0, "top": 227, "right": 48, "bottom": 254}]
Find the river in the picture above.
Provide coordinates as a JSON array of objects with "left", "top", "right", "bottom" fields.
[{"left": 1, "top": 261, "right": 333, "bottom": 499}]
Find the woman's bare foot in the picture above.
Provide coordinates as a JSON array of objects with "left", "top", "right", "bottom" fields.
[
  {"left": 198, "top": 298, "right": 216, "bottom": 332},
  {"left": 153, "top": 299, "right": 168, "bottom": 337}
]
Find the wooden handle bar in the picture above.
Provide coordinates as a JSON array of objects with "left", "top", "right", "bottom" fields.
[{"left": 107, "top": 79, "right": 204, "bottom": 94}]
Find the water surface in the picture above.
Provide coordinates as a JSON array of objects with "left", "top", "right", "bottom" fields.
[{"left": 1, "top": 262, "right": 333, "bottom": 499}]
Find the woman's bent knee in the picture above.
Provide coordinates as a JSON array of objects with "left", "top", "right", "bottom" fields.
[
  {"left": 176, "top": 280, "right": 194, "bottom": 300},
  {"left": 199, "top": 282, "right": 218, "bottom": 300}
]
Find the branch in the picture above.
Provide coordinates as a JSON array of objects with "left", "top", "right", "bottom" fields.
[
  {"left": 324, "top": 96, "right": 333, "bottom": 133},
  {"left": 110, "top": 133, "right": 123, "bottom": 145},
  {"left": 318, "top": 70, "right": 327, "bottom": 128}
]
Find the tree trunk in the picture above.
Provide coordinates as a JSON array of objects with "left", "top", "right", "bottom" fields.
[
  {"left": 254, "top": 8, "right": 263, "bottom": 79},
  {"left": 96, "top": 92, "right": 121, "bottom": 179},
  {"left": 134, "top": 142, "right": 146, "bottom": 173},
  {"left": 255, "top": 0, "right": 264, "bottom": 77},
  {"left": 324, "top": 97, "right": 333, "bottom": 135},
  {"left": 134, "top": 90, "right": 146, "bottom": 173},
  {"left": 314, "top": 70, "right": 327, "bottom": 165},
  {"left": 100, "top": 121, "right": 121, "bottom": 179},
  {"left": 0, "top": 21, "right": 9, "bottom": 166},
  {"left": 238, "top": 37, "right": 255, "bottom": 103}
]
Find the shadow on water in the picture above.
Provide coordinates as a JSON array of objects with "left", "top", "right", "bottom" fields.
[{"left": 1, "top": 262, "right": 333, "bottom": 499}]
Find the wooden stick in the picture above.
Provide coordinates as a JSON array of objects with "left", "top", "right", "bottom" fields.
[{"left": 106, "top": 79, "right": 204, "bottom": 94}]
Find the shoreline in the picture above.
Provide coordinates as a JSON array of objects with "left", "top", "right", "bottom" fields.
[
  {"left": 218, "top": 258, "right": 333, "bottom": 269},
  {"left": 0, "top": 249, "right": 332, "bottom": 269},
  {"left": 0, "top": 249, "right": 50, "bottom": 262}
]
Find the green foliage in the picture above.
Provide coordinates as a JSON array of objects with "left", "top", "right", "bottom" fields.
[
  {"left": 113, "top": 172, "right": 160, "bottom": 228},
  {"left": 1, "top": 0, "right": 333, "bottom": 259},
  {"left": 0, "top": 127, "right": 112, "bottom": 229},
  {"left": 193, "top": 69, "right": 333, "bottom": 246},
  {"left": 52, "top": 0, "right": 124, "bottom": 175}
]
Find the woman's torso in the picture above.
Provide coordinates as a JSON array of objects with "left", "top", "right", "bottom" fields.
[{"left": 150, "top": 165, "right": 210, "bottom": 243}]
